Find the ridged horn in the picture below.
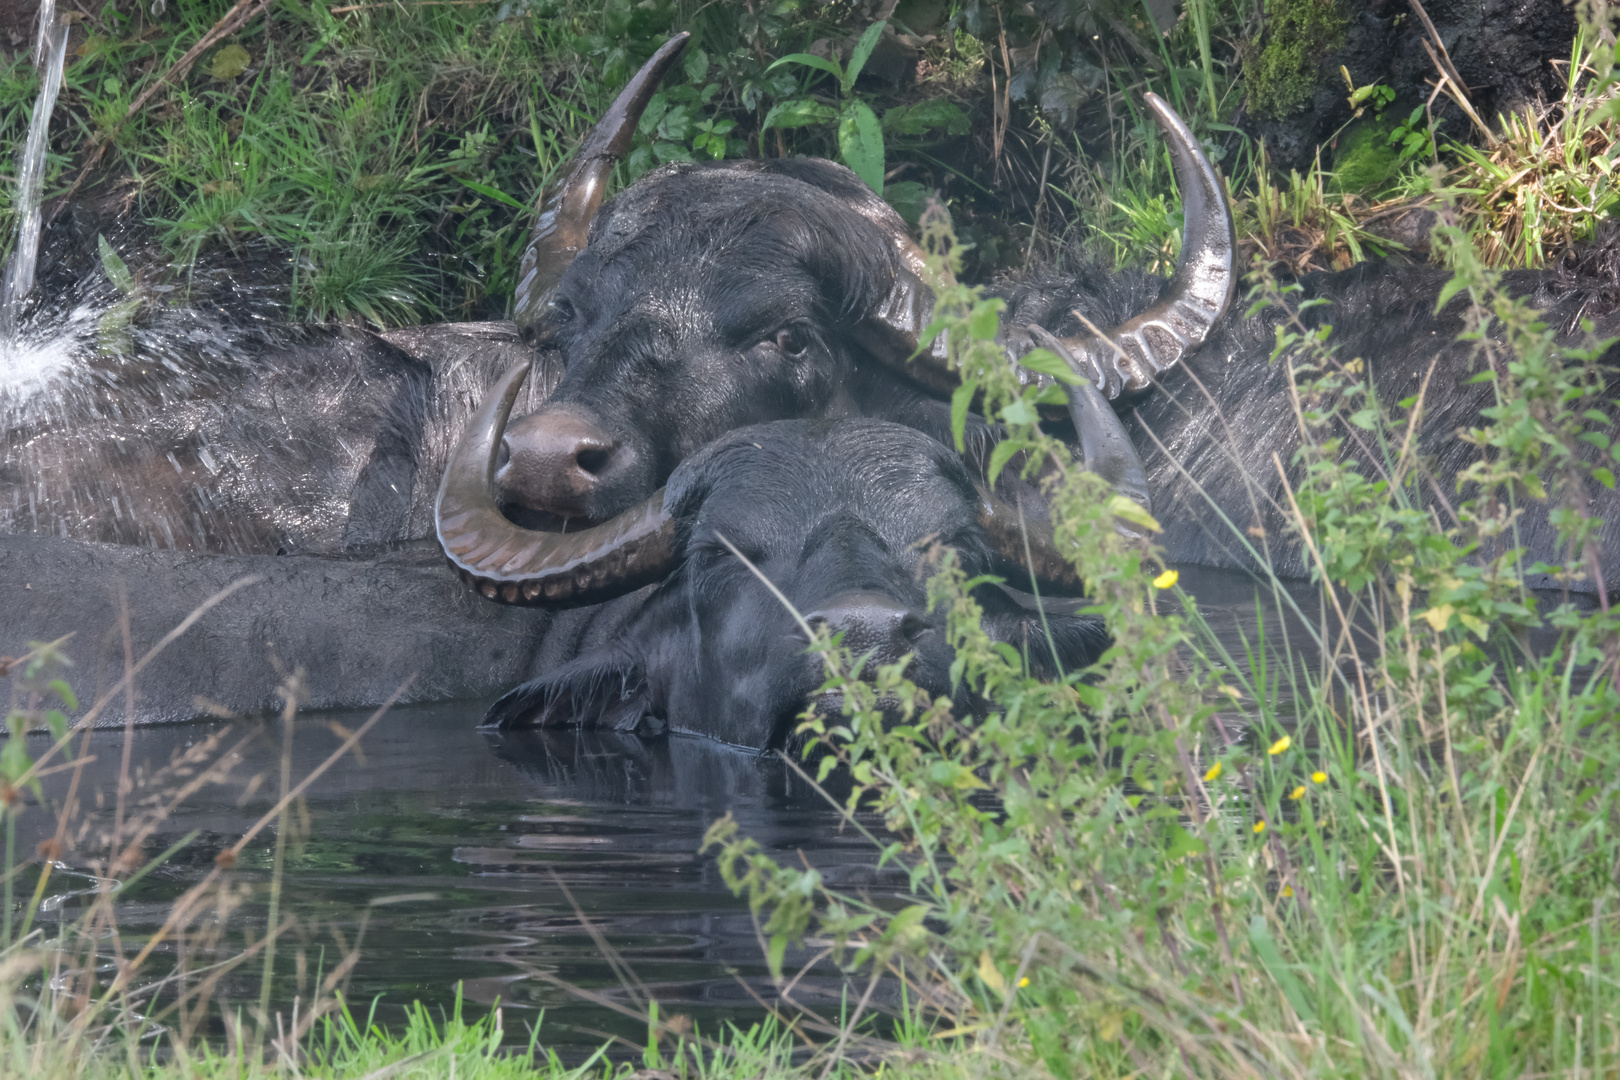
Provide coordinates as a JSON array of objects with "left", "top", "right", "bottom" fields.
[
  {"left": 974, "top": 485, "right": 1084, "bottom": 595},
  {"left": 512, "top": 34, "right": 690, "bottom": 331},
  {"left": 1044, "top": 93, "right": 1236, "bottom": 397},
  {"left": 435, "top": 362, "right": 677, "bottom": 607},
  {"left": 858, "top": 93, "right": 1235, "bottom": 400}
]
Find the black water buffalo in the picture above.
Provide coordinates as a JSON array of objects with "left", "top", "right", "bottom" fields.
[
  {"left": 0, "top": 409, "right": 1098, "bottom": 739},
  {"left": 478, "top": 417, "right": 1106, "bottom": 746},
  {"left": 446, "top": 35, "right": 1619, "bottom": 604}
]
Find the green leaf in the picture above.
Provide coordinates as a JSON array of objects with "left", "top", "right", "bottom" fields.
[
  {"left": 843, "top": 21, "right": 888, "bottom": 93},
  {"left": 1435, "top": 275, "right": 1468, "bottom": 311},
  {"left": 1017, "top": 347, "right": 1083, "bottom": 385},
  {"left": 209, "top": 43, "right": 250, "bottom": 80},
  {"left": 967, "top": 299, "right": 1003, "bottom": 341},
  {"left": 883, "top": 179, "right": 931, "bottom": 225},
  {"left": 882, "top": 100, "right": 972, "bottom": 136},
  {"left": 683, "top": 47, "right": 709, "bottom": 83},
  {"left": 1166, "top": 823, "right": 1206, "bottom": 859},
  {"left": 987, "top": 438, "right": 1027, "bottom": 485},
  {"left": 767, "top": 932, "right": 788, "bottom": 977},
  {"left": 837, "top": 100, "right": 885, "bottom": 194},
  {"left": 1001, "top": 399, "right": 1037, "bottom": 426},
  {"left": 1107, "top": 495, "right": 1161, "bottom": 532},
  {"left": 97, "top": 235, "right": 135, "bottom": 294},
  {"left": 766, "top": 52, "right": 844, "bottom": 83},
  {"left": 1595, "top": 467, "right": 1616, "bottom": 490},
  {"left": 950, "top": 378, "right": 978, "bottom": 453},
  {"left": 48, "top": 679, "right": 77, "bottom": 712},
  {"left": 1248, "top": 916, "right": 1318, "bottom": 1023},
  {"left": 454, "top": 176, "right": 526, "bottom": 211},
  {"left": 0, "top": 736, "right": 28, "bottom": 782},
  {"left": 761, "top": 98, "right": 837, "bottom": 131}
]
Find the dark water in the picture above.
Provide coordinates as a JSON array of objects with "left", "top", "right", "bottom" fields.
[
  {"left": 23, "top": 705, "right": 898, "bottom": 1053},
  {"left": 13, "top": 564, "right": 1437, "bottom": 1053}
]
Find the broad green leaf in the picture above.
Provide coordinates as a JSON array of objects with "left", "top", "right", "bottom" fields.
[
  {"left": 209, "top": 43, "right": 250, "bottom": 80},
  {"left": 1457, "top": 611, "right": 1489, "bottom": 640},
  {"left": 1107, "top": 495, "right": 1161, "bottom": 532},
  {"left": 1001, "top": 399, "right": 1037, "bottom": 426},
  {"left": 761, "top": 98, "right": 837, "bottom": 131},
  {"left": 1435, "top": 275, "right": 1468, "bottom": 311},
  {"left": 843, "top": 21, "right": 888, "bottom": 93},
  {"left": 883, "top": 179, "right": 931, "bottom": 224},
  {"left": 987, "top": 438, "right": 1026, "bottom": 485},
  {"left": 683, "top": 47, "right": 709, "bottom": 83},
  {"left": 837, "top": 100, "right": 885, "bottom": 194},
  {"left": 967, "top": 299, "right": 1003, "bottom": 341},
  {"left": 765, "top": 52, "right": 844, "bottom": 83},
  {"left": 1017, "top": 347, "right": 1083, "bottom": 385},
  {"left": 1166, "top": 823, "right": 1206, "bottom": 859},
  {"left": 882, "top": 100, "right": 972, "bottom": 136}
]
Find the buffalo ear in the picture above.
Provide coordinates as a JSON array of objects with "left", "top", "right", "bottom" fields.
[{"left": 481, "top": 653, "right": 660, "bottom": 732}]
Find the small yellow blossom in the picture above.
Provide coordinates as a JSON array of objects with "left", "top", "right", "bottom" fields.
[
  {"left": 1289, "top": 786, "right": 1306, "bottom": 800},
  {"left": 1152, "top": 569, "right": 1179, "bottom": 589},
  {"left": 1253, "top": 821, "right": 1267, "bottom": 834},
  {"left": 1018, "top": 976, "right": 1030, "bottom": 988},
  {"left": 1311, "top": 770, "right": 1327, "bottom": 784},
  {"left": 1268, "top": 735, "right": 1292, "bottom": 756},
  {"left": 1282, "top": 884, "right": 1294, "bottom": 897},
  {"left": 1203, "top": 761, "right": 1222, "bottom": 782}
]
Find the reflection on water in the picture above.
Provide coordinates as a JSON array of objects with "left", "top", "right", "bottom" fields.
[{"left": 24, "top": 703, "right": 897, "bottom": 1052}]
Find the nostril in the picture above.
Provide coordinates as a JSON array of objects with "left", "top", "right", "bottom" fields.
[
  {"left": 576, "top": 445, "right": 612, "bottom": 475},
  {"left": 899, "top": 612, "right": 931, "bottom": 645}
]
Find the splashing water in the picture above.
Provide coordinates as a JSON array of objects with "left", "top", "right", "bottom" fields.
[{"left": 0, "top": 14, "right": 69, "bottom": 345}]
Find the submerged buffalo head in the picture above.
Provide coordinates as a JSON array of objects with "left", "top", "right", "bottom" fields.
[
  {"left": 482, "top": 418, "right": 1107, "bottom": 747},
  {"left": 436, "top": 34, "right": 1235, "bottom": 607}
]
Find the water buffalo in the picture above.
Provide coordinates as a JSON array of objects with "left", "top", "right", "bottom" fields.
[
  {"left": 479, "top": 416, "right": 1107, "bottom": 746},
  {"left": 446, "top": 35, "right": 1619, "bottom": 603},
  {"left": 437, "top": 34, "right": 1230, "bottom": 606}
]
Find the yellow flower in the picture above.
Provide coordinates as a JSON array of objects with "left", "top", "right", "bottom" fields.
[
  {"left": 1018, "top": 976, "right": 1030, "bottom": 988},
  {"left": 1253, "top": 821, "right": 1267, "bottom": 835},
  {"left": 1203, "top": 761, "right": 1222, "bottom": 782},
  {"left": 1311, "top": 770, "right": 1327, "bottom": 784},
  {"left": 1152, "top": 568, "right": 1179, "bottom": 589},
  {"left": 1282, "top": 884, "right": 1294, "bottom": 897},
  {"left": 1289, "top": 786, "right": 1306, "bottom": 800},
  {"left": 1268, "top": 735, "right": 1292, "bottom": 756}
]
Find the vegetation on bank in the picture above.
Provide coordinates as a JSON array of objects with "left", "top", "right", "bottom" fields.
[{"left": 0, "top": 0, "right": 1617, "bottom": 323}]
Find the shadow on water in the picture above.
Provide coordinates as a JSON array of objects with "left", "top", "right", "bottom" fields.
[{"left": 22, "top": 703, "right": 900, "bottom": 1054}]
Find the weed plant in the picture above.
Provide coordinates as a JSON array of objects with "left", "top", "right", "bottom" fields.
[{"left": 702, "top": 200, "right": 1620, "bottom": 1077}]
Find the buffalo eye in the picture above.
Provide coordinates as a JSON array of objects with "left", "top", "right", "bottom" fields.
[
  {"left": 547, "top": 296, "right": 576, "bottom": 325},
  {"left": 771, "top": 324, "right": 812, "bottom": 358}
]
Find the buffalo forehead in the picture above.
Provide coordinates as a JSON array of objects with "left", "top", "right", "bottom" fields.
[{"left": 682, "top": 421, "right": 976, "bottom": 561}]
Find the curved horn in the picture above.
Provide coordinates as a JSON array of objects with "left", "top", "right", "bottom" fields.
[
  {"left": 1047, "top": 93, "right": 1236, "bottom": 397},
  {"left": 513, "top": 33, "right": 690, "bottom": 331},
  {"left": 1027, "top": 325, "right": 1151, "bottom": 521},
  {"left": 436, "top": 362, "right": 677, "bottom": 607},
  {"left": 974, "top": 485, "right": 1084, "bottom": 595},
  {"left": 858, "top": 93, "right": 1235, "bottom": 399}
]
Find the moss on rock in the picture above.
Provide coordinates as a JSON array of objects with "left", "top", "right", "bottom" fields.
[{"left": 1242, "top": 0, "right": 1349, "bottom": 119}]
